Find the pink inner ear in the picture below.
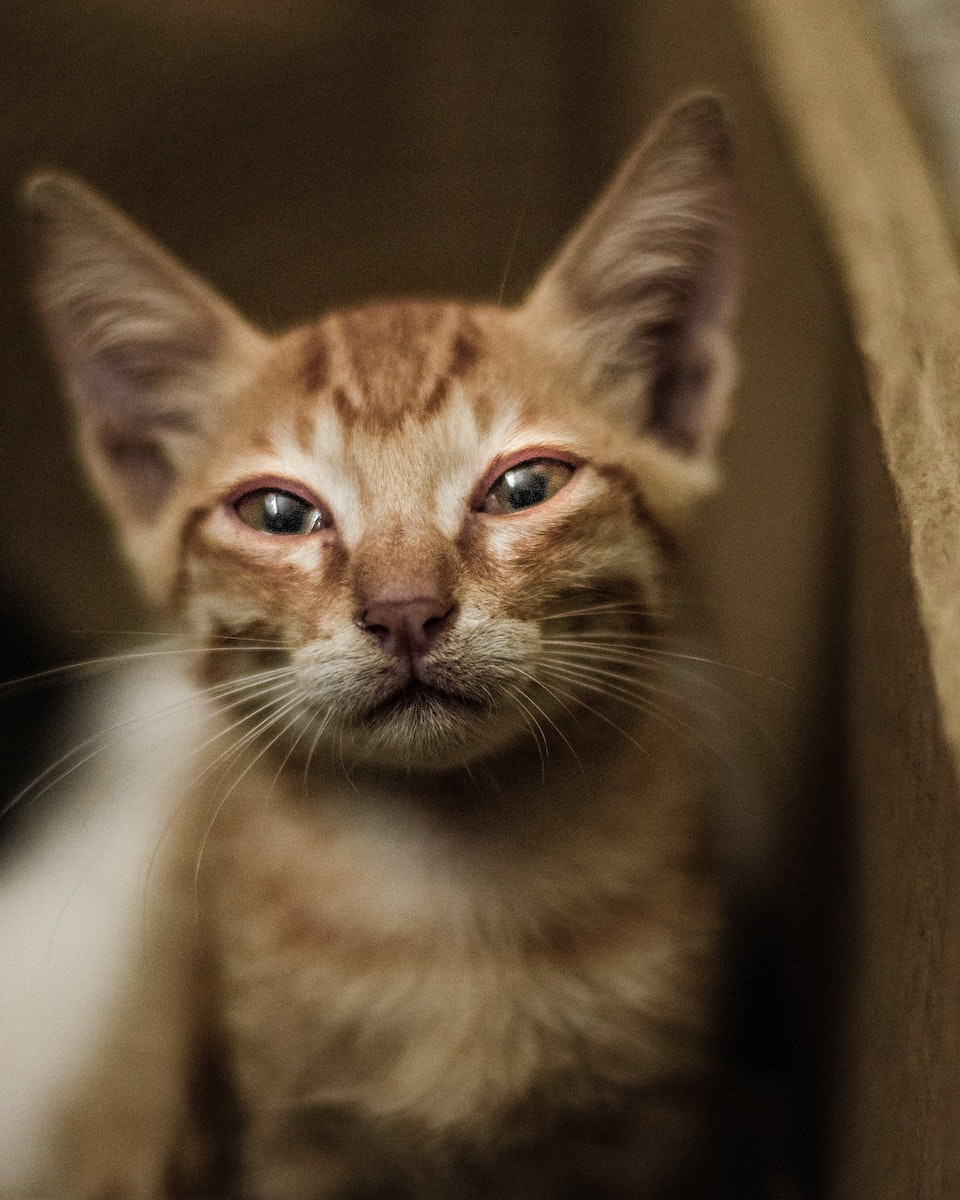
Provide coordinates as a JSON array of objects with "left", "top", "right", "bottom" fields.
[
  {"left": 68, "top": 336, "right": 211, "bottom": 517},
  {"left": 80, "top": 342, "right": 207, "bottom": 418},
  {"left": 524, "top": 96, "right": 739, "bottom": 460},
  {"left": 94, "top": 431, "right": 175, "bottom": 517},
  {"left": 643, "top": 318, "right": 722, "bottom": 457},
  {"left": 59, "top": 296, "right": 266, "bottom": 526},
  {"left": 24, "top": 170, "right": 268, "bottom": 526}
]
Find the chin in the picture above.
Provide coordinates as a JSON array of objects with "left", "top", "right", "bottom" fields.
[{"left": 341, "top": 689, "right": 525, "bottom": 773}]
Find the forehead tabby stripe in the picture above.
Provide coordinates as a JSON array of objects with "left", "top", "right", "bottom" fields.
[
  {"left": 422, "top": 375, "right": 449, "bottom": 420},
  {"left": 417, "top": 311, "right": 483, "bottom": 420},
  {"left": 447, "top": 316, "right": 481, "bottom": 379},
  {"left": 298, "top": 303, "right": 486, "bottom": 432},
  {"left": 331, "top": 385, "right": 356, "bottom": 426},
  {"left": 301, "top": 325, "right": 330, "bottom": 394}
]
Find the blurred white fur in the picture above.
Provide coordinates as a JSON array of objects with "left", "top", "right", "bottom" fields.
[{"left": 0, "top": 660, "right": 201, "bottom": 1191}]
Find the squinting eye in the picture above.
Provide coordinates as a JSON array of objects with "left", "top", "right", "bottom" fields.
[
  {"left": 234, "top": 489, "right": 326, "bottom": 535},
  {"left": 482, "top": 458, "right": 575, "bottom": 515}
]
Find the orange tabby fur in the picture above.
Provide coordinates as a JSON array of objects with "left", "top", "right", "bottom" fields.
[{"left": 16, "top": 95, "right": 739, "bottom": 1199}]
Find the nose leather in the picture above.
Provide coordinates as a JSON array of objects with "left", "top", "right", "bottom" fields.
[{"left": 358, "top": 596, "right": 456, "bottom": 662}]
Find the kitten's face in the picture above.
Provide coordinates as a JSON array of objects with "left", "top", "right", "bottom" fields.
[
  {"left": 24, "top": 95, "right": 738, "bottom": 774},
  {"left": 178, "top": 302, "right": 669, "bottom": 770}
]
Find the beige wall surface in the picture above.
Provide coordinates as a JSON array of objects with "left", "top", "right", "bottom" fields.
[
  {"left": 841, "top": 349, "right": 960, "bottom": 1200},
  {"left": 742, "top": 0, "right": 960, "bottom": 1195}
]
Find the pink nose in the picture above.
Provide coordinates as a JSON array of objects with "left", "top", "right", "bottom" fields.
[{"left": 357, "top": 596, "right": 457, "bottom": 662}]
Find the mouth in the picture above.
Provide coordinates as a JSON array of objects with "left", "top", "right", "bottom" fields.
[
  {"left": 342, "top": 670, "right": 522, "bottom": 769},
  {"left": 361, "top": 680, "right": 487, "bottom": 724}
]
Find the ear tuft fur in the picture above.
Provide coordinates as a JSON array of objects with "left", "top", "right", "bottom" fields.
[
  {"left": 525, "top": 94, "right": 740, "bottom": 462},
  {"left": 23, "top": 172, "right": 266, "bottom": 521}
]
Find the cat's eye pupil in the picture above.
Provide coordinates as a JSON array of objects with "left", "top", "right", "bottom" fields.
[
  {"left": 503, "top": 467, "right": 548, "bottom": 509},
  {"left": 235, "top": 489, "right": 323, "bottom": 535},
  {"left": 484, "top": 459, "right": 574, "bottom": 515}
]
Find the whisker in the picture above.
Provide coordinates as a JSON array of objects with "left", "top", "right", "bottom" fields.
[
  {"left": 539, "top": 659, "right": 667, "bottom": 717},
  {"left": 497, "top": 170, "right": 534, "bottom": 307},
  {"left": 140, "top": 678, "right": 304, "bottom": 900},
  {"left": 546, "top": 638, "right": 793, "bottom": 764},
  {"left": 538, "top": 600, "right": 668, "bottom": 623},
  {"left": 263, "top": 695, "right": 324, "bottom": 810},
  {"left": 253, "top": 698, "right": 317, "bottom": 830},
  {"left": 511, "top": 667, "right": 584, "bottom": 770},
  {"left": 0, "top": 650, "right": 179, "bottom": 696},
  {"left": 541, "top": 634, "right": 678, "bottom": 651},
  {"left": 0, "top": 643, "right": 293, "bottom": 705},
  {"left": 529, "top": 668, "right": 650, "bottom": 756},
  {"left": 540, "top": 652, "right": 664, "bottom": 694},
  {"left": 334, "top": 723, "right": 359, "bottom": 794},
  {"left": 6, "top": 669, "right": 303, "bottom": 945},
  {"left": 540, "top": 654, "right": 724, "bottom": 741},
  {"left": 302, "top": 707, "right": 336, "bottom": 792},
  {"left": 195, "top": 685, "right": 304, "bottom": 786},
  {"left": 539, "top": 642, "right": 667, "bottom": 669},
  {"left": 620, "top": 648, "right": 798, "bottom": 786},
  {"left": 538, "top": 660, "right": 701, "bottom": 747},
  {"left": 0, "top": 666, "right": 298, "bottom": 826},
  {"left": 198, "top": 669, "right": 300, "bottom": 711},
  {"left": 64, "top": 628, "right": 286, "bottom": 645},
  {"left": 539, "top": 660, "right": 740, "bottom": 776},
  {"left": 506, "top": 686, "right": 548, "bottom": 778},
  {"left": 542, "top": 634, "right": 794, "bottom": 690},
  {"left": 191, "top": 690, "right": 308, "bottom": 902},
  {"left": 541, "top": 645, "right": 791, "bottom": 771},
  {"left": 540, "top": 632, "right": 674, "bottom": 649}
]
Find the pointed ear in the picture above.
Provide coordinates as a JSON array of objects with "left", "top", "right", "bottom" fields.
[
  {"left": 22, "top": 173, "right": 268, "bottom": 522},
  {"left": 525, "top": 95, "right": 739, "bottom": 461}
]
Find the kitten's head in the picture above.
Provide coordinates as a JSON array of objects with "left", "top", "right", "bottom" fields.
[{"left": 24, "top": 96, "right": 738, "bottom": 772}]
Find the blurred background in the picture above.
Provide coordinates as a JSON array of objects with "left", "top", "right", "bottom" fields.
[{"left": 3, "top": 0, "right": 950, "bottom": 1195}]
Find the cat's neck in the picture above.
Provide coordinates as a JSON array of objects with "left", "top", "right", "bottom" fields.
[
  {"left": 194, "top": 703, "right": 708, "bottom": 942},
  {"left": 219, "top": 701, "right": 655, "bottom": 842}
]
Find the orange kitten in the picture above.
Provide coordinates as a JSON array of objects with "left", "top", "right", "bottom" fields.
[{"left": 10, "top": 95, "right": 739, "bottom": 1199}]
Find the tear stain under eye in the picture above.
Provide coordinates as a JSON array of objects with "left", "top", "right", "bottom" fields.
[{"left": 176, "top": 489, "right": 350, "bottom": 601}]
